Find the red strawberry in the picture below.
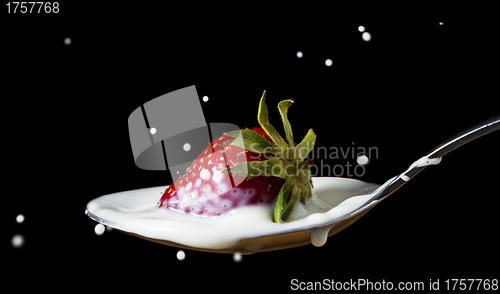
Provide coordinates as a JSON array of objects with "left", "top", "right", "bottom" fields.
[
  {"left": 159, "top": 91, "right": 317, "bottom": 222},
  {"left": 159, "top": 127, "right": 285, "bottom": 217}
]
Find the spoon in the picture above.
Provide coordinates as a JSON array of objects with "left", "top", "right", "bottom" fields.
[{"left": 89, "top": 115, "right": 500, "bottom": 254}]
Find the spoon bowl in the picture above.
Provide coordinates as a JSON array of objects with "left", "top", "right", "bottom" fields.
[
  {"left": 86, "top": 177, "right": 380, "bottom": 254},
  {"left": 86, "top": 115, "right": 500, "bottom": 254}
]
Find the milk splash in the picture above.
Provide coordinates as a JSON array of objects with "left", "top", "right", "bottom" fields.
[{"left": 86, "top": 178, "right": 380, "bottom": 251}]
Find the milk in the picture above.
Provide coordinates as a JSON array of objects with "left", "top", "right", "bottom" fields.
[{"left": 86, "top": 177, "right": 380, "bottom": 250}]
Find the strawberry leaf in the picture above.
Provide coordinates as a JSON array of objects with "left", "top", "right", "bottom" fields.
[
  {"left": 258, "top": 91, "right": 289, "bottom": 149},
  {"left": 278, "top": 99, "right": 295, "bottom": 147},
  {"left": 273, "top": 177, "right": 294, "bottom": 223},
  {"left": 223, "top": 130, "right": 281, "bottom": 155},
  {"left": 295, "top": 129, "right": 316, "bottom": 160},
  {"left": 273, "top": 188, "right": 285, "bottom": 223},
  {"left": 281, "top": 185, "right": 303, "bottom": 221}
]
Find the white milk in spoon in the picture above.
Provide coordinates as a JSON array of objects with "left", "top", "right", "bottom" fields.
[{"left": 86, "top": 177, "right": 380, "bottom": 250}]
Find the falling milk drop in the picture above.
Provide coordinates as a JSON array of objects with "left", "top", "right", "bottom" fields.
[
  {"left": 11, "top": 234, "right": 25, "bottom": 248},
  {"left": 177, "top": 250, "right": 186, "bottom": 261},
  {"left": 95, "top": 224, "right": 105, "bottom": 235},
  {"left": 362, "top": 32, "right": 372, "bottom": 42},
  {"left": 357, "top": 155, "right": 369, "bottom": 165},
  {"left": 16, "top": 214, "right": 25, "bottom": 223},
  {"left": 233, "top": 252, "right": 242, "bottom": 263}
]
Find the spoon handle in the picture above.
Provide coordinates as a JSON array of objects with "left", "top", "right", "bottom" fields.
[
  {"left": 371, "top": 115, "right": 500, "bottom": 203},
  {"left": 427, "top": 115, "right": 500, "bottom": 159}
]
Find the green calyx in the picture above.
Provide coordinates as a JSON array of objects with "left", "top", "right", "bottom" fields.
[{"left": 222, "top": 90, "right": 316, "bottom": 223}]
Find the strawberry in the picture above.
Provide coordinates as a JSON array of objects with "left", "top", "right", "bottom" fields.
[{"left": 159, "top": 91, "right": 316, "bottom": 222}]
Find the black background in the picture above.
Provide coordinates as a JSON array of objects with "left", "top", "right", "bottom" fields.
[{"left": 3, "top": 4, "right": 499, "bottom": 291}]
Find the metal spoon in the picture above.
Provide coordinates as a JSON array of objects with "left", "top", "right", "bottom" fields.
[{"left": 88, "top": 115, "right": 500, "bottom": 254}]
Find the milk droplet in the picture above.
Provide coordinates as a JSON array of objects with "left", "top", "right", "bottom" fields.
[
  {"left": 183, "top": 143, "right": 191, "bottom": 152},
  {"left": 362, "top": 32, "right": 372, "bottom": 42},
  {"left": 16, "top": 214, "right": 25, "bottom": 223},
  {"left": 296, "top": 51, "right": 303, "bottom": 58},
  {"left": 150, "top": 127, "right": 157, "bottom": 135},
  {"left": 325, "top": 59, "right": 333, "bottom": 67},
  {"left": 203, "top": 96, "right": 209, "bottom": 102},
  {"left": 64, "top": 37, "right": 72, "bottom": 45},
  {"left": 200, "top": 168, "right": 211, "bottom": 180},
  {"left": 95, "top": 223, "right": 105, "bottom": 235},
  {"left": 176, "top": 250, "right": 186, "bottom": 261},
  {"left": 310, "top": 225, "right": 334, "bottom": 247},
  {"left": 358, "top": 25, "right": 365, "bottom": 32},
  {"left": 357, "top": 155, "right": 369, "bottom": 165},
  {"left": 11, "top": 234, "right": 25, "bottom": 248},
  {"left": 233, "top": 252, "right": 242, "bottom": 263},
  {"left": 87, "top": 201, "right": 100, "bottom": 213}
]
